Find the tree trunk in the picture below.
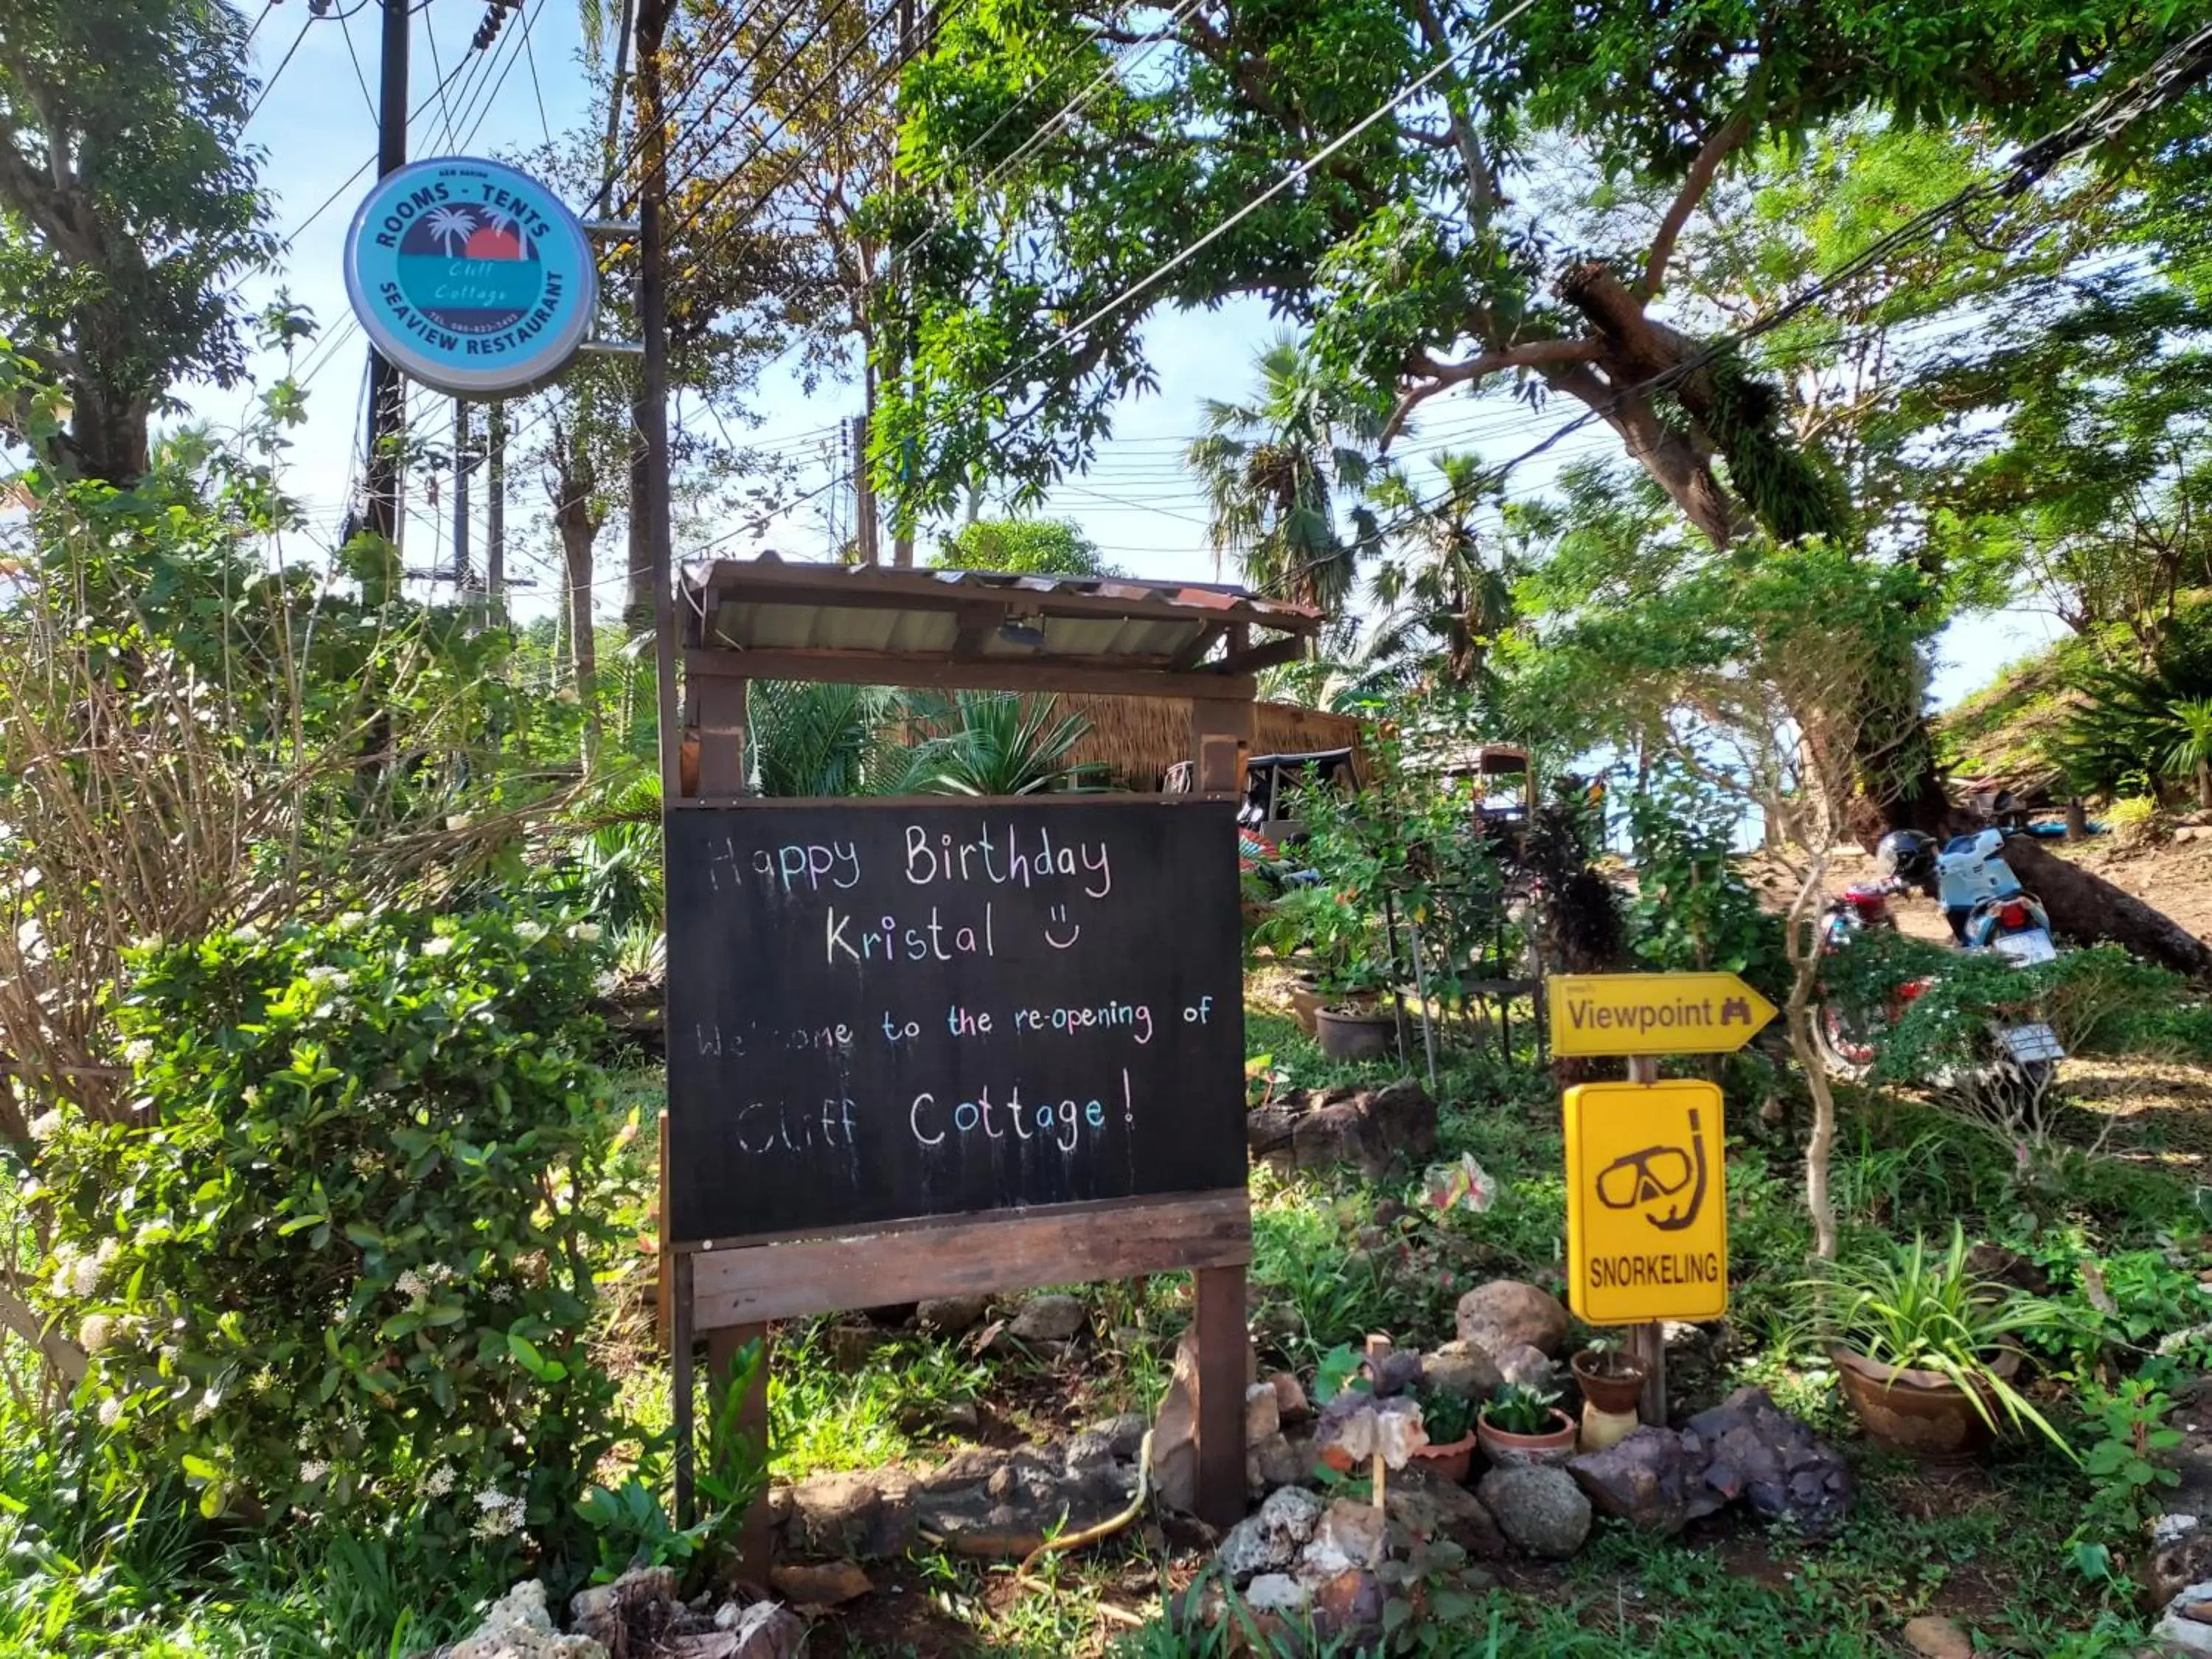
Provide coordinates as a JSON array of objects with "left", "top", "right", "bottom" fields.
[
  {"left": 2000, "top": 835, "right": 2212, "bottom": 978},
  {"left": 1540, "top": 358, "right": 1742, "bottom": 547},
  {"left": 1784, "top": 858, "right": 1840, "bottom": 1260},
  {"left": 557, "top": 508, "right": 604, "bottom": 770},
  {"left": 2197, "top": 758, "right": 2211, "bottom": 812},
  {"left": 64, "top": 375, "right": 151, "bottom": 485}
]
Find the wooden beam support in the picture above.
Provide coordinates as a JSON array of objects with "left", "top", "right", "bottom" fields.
[
  {"left": 686, "top": 647, "right": 1259, "bottom": 703},
  {"left": 1191, "top": 697, "right": 1256, "bottom": 796},
  {"left": 692, "top": 675, "right": 748, "bottom": 799},
  {"left": 1215, "top": 633, "right": 1310, "bottom": 677},
  {"left": 1171, "top": 622, "right": 1229, "bottom": 671},
  {"left": 687, "top": 1189, "right": 1251, "bottom": 1328},
  {"left": 1193, "top": 1263, "right": 1248, "bottom": 1528},
  {"left": 950, "top": 600, "right": 1003, "bottom": 661}
]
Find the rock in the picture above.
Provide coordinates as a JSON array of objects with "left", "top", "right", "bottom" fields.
[
  {"left": 570, "top": 1565, "right": 681, "bottom": 1652},
  {"left": 1568, "top": 1427, "right": 1702, "bottom": 1536},
  {"left": 1307, "top": 1566, "right": 1388, "bottom": 1641},
  {"left": 768, "top": 1561, "right": 872, "bottom": 1607},
  {"left": 1496, "top": 1343, "right": 1557, "bottom": 1389},
  {"left": 785, "top": 1470, "right": 918, "bottom": 1559},
  {"left": 1247, "top": 1432, "right": 1305, "bottom": 1495},
  {"left": 1152, "top": 1330, "right": 1203, "bottom": 1514},
  {"left": 1962, "top": 1243, "right": 2053, "bottom": 1297},
  {"left": 917, "top": 1293, "right": 992, "bottom": 1338},
  {"left": 1218, "top": 1486, "right": 1324, "bottom": 1582},
  {"left": 1009, "top": 1293, "right": 1086, "bottom": 1343},
  {"left": 1684, "top": 1387, "right": 1855, "bottom": 1540},
  {"left": 1422, "top": 1342, "right": 1504, "bottom": 1402},
  {"left": 682, "top": 1603, "right": 806, "bottom": 1659},
  {"left": 1478, "top": 1465, "right": 1592, "bottom": 1559},
  {"left": 1242, "top": 1573, "right": 1310, "bottom": 1614},
  {"left": 1455, "top": 1281, "right": 1570, "bottom": 1359},
  {"left": 765, "top": 1484, "right": 793, "bottom": 1529},
  {"left": 1267, "top": 1371, "right": 1313, "bottom": 1425},
  {"left": 911, "top": 1441, "right": 1136, "bottom": 1557},
  {"left": 2146, "top": 1520, "right": 2212, "bottom": 1615},
  {"left": 1388, "top": 1465, "right": 1509, "bottom": 1559},
  {"left": 2157, "top": 1584, "right": 2212, "bottom": 1656},
  {"left": 1902, "top": 1615, "right": 1975, "bottom": 1659},
  {"left": 1247, "top": 1079, "right": 1439, "bottom": 1176},
  {"left": 1090, "top": 1412, "right": 1150, "bottom": 1460},
  {"left": 1301, "top": 1496, "right": 1389, "bottom": 1574},
  {"left": 449, "top": 1581, "right": 607, "bottom": 1659},
  {"left": 1246, "top": 1382, "right": 1283, "bottom": 1444}
]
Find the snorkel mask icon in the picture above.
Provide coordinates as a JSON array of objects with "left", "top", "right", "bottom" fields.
[{"left": 1592, "top": 1108, "right": 1708, "bottom": 1232}]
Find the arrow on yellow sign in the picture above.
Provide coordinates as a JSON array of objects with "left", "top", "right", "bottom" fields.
[{"left": 1547, "top": 972, "right": 1779, "bottom": 1057}]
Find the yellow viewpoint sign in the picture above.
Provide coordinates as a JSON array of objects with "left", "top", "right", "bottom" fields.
[
  {"left": 1547, "top": 971, "right": 1778, "bottom": 1057},
  {"left": 1564, "top": 1079, "right": 1728, "bottom": 1324}
]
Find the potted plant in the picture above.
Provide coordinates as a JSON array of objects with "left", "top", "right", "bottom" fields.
[
  {"left": 1312, "top": 956, "right": 1400, "bottom": 1060},
  {"left": 1408, "top": 1386, "right": 1478, "bottom": 1483},
  {"left": 1570, "top": 1339, "right": 1649, "bottom": 1417},
  {"left": 1475, "top": 1382, "right": 1576, "bottom": 1467},
  {"left": 1809, "top": 1225, "right": 2074, "bottom": 1464}
]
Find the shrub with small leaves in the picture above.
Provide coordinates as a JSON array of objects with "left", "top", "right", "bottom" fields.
[{"left": 29, "top": 902, "right": 625, "bottom": 1563}]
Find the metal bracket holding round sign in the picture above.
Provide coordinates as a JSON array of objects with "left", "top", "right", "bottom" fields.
[{"left": 342, "top": 156, "right": 598, "bottom": 399}]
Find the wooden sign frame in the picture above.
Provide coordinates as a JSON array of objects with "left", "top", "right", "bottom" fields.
[{"left": 659, "top": 584, "right": 1275, "bottom": 1559}]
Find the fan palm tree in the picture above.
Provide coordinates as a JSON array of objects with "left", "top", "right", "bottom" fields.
[
  {"left": 1186, "top": 334, "right": 1382, "bottom": 623},
  {"left": 1361, "top": 451, "right": 1517, "bottom": 692},
  {"left": 2165, "top": 695, "right": 2212, "bottom": 810},
  {"left": 748, "top": 682, "right": 909, "bottom": 796},
  {"left": 897, "top": 692, "right": 1103, "bottom": 796}
]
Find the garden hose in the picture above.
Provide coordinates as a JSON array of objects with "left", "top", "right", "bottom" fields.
[{"left": 1012, "top": 1427, "right": 1155, "bottom": 1594}]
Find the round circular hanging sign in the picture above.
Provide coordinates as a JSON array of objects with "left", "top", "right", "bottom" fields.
[{"left": 342, "top": 156, "right": 597, "bottom": 398}]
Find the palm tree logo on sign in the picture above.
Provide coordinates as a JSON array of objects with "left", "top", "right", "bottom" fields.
[{"left": 396, "top": 201, "right": 541, "bottom": 336}]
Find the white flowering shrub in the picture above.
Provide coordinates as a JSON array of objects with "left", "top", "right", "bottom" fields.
[{"left": 29, "top": 903, "right": 624, "bottom": 1565}]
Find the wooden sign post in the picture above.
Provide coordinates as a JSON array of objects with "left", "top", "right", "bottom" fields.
[
  {"left": 658, "top": 562, "right": 1322, "bottom": 1560},
  {"left": 1549, "top": 973, "right": 1767, "bottom": 1427}
]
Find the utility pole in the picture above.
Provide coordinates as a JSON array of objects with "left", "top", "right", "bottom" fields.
[
  {"left": 638, "top": 0, "right": 678, "bottom": 797},
  {"left": 364, "top": 0, "right": 410, "bottom": 543},
  {"left": 487, "top": 401, "right": 507, "bottom": 624},
  {"left": 451, "top": 397, "right": 473, "bottom": 597}
]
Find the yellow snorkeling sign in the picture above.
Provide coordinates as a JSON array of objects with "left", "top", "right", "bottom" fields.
[
  {"left": 1548, "top": 972, "right": 1778, "bottom": 1057},
  {"left": 1564, "top": 1079, "right": 1728, "bottom": 1324}
]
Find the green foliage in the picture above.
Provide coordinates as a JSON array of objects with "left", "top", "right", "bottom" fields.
[
  {"left": 576, "top": 1344, "right": 768, "bottom": 1591},
  {"left": 30, "top": 902, "right": 625, "bottom": 1559},
  {"left": 1623, "top": 771, "right": 1787, "bottom": 996},
  {"left": 2074, "top": 1374, "right": 2183, "bottom": 1543},
  {"left": 1413, "top": 1385, "right": 1473, "bottom": 1444},
  {"left": 1312, "top": 1343, "right": 1370, "bottom": 1407},
  {"left": 0, "top": 0, "right": 272, "bottom": 479},
  {"left": 934, "top": 518, "right": 1119, "bottom": 577},
  {"left": 1804, "top": 1224, "right": 2076, "bottom": 1455},
  {"left": 1480, "top": 1383, "right": 1562, "bottom": 1437},
  {"left": 2053, "top": 611, "right": 2212, "bottom": 796}
]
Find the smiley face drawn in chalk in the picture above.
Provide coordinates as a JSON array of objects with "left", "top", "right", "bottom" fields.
[{"left": 1043, "top": 905, "right": 1082, "bottom": 949}]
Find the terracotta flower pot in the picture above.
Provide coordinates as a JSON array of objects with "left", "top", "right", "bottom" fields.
[
  {"left": 1571, "top": 1349, "right": 1649, "bottom": 1417},
  {"left": 1315, "top": 1002, "right": 1396, "bottom": 1060},
  {"left": 1830, "top": 1343, "right": 2020, "bottom": 1464},
  {"left": 1410, "top": 1430, "right": 1476, "bottom": 1484},
  {"left": 1476, "top": 1406, "right": 1578, "bottom": 1468},
  {"left": 1288, "top": 978, "right": 1326, "bottom": 1036}
]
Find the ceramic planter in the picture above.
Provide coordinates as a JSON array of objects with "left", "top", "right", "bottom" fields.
[
  {"left": 1570, "top": 1349, "right": 1649, "bottom": 1417},
  {"left": 1288, "top": 978, "right": 1326, "bottom": 1035},
  {"left": 1830, "top": 1343, "right": 2020, "bottom": 1463},
  {"left": 1410, "top": 1430, "right": 1476, "bottom": 1484},
  {"left": 1476, "top": 1405, "right": 1578, "bottom": 1468},
  {"left": 1315, "top": 1002, "right": 1396, "bottom": 1060}
]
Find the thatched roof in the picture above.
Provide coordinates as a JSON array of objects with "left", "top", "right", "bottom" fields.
[{"left": 1056, "top": 693, "right": 1368, "bottom": 790}]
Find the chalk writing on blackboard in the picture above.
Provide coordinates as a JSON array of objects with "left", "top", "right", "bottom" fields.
[{"left": 664, "top": 800, "right": 1245, "bottom": 1242}]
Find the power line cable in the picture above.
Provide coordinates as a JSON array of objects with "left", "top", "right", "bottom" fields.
[{"left": 243, "top": 13, "right": 317, "bottom": 125}]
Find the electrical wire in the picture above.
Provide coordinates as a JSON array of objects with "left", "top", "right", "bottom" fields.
[
  {"left": 243, "top": 13, "right": 317, "bottom": 125},
  {"left": 517, "top": 0, "right": 557, "bottom": 148}
]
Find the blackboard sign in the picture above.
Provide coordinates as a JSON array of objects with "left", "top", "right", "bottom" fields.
[{"left": 664, "top": 799, "right": 1247, "bottom": 1243}]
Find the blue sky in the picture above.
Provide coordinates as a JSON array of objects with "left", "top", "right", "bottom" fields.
[{"left": 215, "top": 0, "right": 2061, "bottom": 708}]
